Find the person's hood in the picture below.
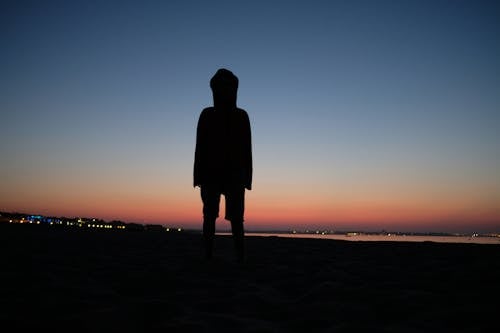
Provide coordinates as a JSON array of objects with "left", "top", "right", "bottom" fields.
[{"left": 210, "top": 68, "right": 238, "bottom": 111}]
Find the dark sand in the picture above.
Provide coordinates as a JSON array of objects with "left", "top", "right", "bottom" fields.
[{"left": 1, "top": 223, "right": 498, "bottom": 332}]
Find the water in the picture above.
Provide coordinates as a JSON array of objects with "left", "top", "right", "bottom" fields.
[{"left": 240, "top": 233, "right": 500, "bottom": 244}]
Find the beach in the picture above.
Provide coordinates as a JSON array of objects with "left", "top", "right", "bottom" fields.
[{"left": 1, "top": 223, "right": 498, "bottom": 332}]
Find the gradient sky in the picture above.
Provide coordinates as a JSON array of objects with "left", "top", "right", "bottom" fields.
[{"left": 1, "top": 0, "right": 499, "bottom": 233}]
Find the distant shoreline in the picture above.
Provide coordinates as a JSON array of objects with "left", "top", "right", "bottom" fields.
[
  {"left": 3, "top": 221, "right": 498, "bottom": 244},
  {"left": 2, "top": 211, "right": 499, "bottom": 244}
]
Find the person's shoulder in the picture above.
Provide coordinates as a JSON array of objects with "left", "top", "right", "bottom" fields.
[
  {"left": 199, "top": 107, "right": 215, "bottom": 118},
  {"left": 235, "top": 107, "right": 249, "bottom": 117},
  {"left": 201, "top": 107, "right": 215, "bottom": 114}
]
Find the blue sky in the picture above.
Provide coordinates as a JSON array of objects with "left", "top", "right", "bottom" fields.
[{"left": 1, "top": 0, "right": 499, "bottom": 232}]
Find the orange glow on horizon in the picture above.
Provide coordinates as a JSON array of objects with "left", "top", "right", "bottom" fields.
[{"left": 1, "top": 179, "right": 499, "bottom": 232}]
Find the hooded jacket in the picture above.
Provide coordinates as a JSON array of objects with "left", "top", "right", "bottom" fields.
[{"left": 193, "top": 69, "right": 252, "bottom": 190}]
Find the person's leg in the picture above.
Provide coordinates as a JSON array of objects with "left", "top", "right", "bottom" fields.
[
  {"left": 203, "top": 217, "right": 216, "bottom": 259},
  {"left": 230, "top": 219, "right": 245, "bottom": 262},
  {"left": 225, "top": 186, "right": 245, "bottom": 261},
  {"left": 201, "top": 186, "right": 220, "bottom": 259}
]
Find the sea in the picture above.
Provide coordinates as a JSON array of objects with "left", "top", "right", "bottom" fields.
[{"left": 221, "top": 232, "right": 500, "bottom": 245}]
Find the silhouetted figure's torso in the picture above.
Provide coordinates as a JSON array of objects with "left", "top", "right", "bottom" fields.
[{"left": 194, "top": 107, "right": 252, "bottom": 189}]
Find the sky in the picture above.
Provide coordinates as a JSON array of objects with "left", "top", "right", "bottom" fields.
[{"left": 1, "top": 0, "right": 499, "bottom": 233}]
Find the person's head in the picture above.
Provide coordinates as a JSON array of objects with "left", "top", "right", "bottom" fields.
[{"left": 210, "top": 68, "right": 238, "bottom": 110}]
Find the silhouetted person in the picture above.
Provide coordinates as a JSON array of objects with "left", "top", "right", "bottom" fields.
[{"left": 194, "top": 68, "right": 252, "bottom": 261}]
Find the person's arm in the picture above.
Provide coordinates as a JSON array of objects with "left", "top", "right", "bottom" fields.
[
  {"left": 243, "top": 111, "right": 252, "bottom": 190},
  {"left": 193, "top": 110, "right": 208, "bottom": 188}
]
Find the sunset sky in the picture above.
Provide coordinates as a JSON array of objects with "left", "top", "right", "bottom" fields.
[{"left": 1, "top": 0, "right": 499, "bottom": 233}]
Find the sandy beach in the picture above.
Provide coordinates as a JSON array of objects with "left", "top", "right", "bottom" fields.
[{"left": 1, "top": 223, "right": 498, "bottom": 332}]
